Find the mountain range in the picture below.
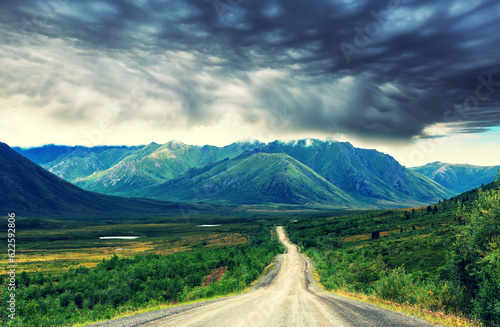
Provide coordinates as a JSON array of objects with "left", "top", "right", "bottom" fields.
[
  {"left": 12, "top": 138, "right": 455, "bottom": 207},
  {"left": 14, "top": 141, "right": 262, "bottom": 195},
  {"left": 256, "top": 139, "right": 452, "bottom": 206},
  {"left": 411, "top": 161, "right": 500, "bottom": 194},
  {"left": 0, "top": 142, "right": 194, "bottom": 217}
]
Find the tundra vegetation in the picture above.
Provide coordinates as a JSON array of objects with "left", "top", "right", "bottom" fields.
[
  {"left": 287, "top": 177, "right": 500, "bottom": 326},
  {"left": 0, "top": 221, "right": 283, "bottom": 326}
]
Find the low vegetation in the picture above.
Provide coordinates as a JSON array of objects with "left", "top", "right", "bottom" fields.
[
  {"left": 0, "top": 217, "right": 254, "bottom": 276},
  {"left": 0, "top": 220, "right": 283, "bottom": 326},
  {"left": 287, "top": 177, "right": 500, "bottom": 326}
]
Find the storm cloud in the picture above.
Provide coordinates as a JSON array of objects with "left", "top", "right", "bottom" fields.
[{"left": 1, "top": 0, "right": 499, "bottom": 142}]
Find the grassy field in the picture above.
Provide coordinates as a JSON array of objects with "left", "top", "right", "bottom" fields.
[
  {"left": 287, "top": 198, "right": 467, "bottom": 279},
  {"left": 0, "top": 216, "right": 259, "bottom": 276},
  {"left": 0, "top": 205, "right": 362, "bottom": 277}
]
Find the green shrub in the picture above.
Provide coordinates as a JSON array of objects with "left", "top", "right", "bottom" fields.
[
  {"left": 447, "top": 175, "right": 500, "bottom": 324},
  {"left": 59, "top": 291, "right": 74, "bottom": 307},
  {"left": 374, "top": 266, "right": 415, "bottom": 303},
  {"left": 474, "top": 250, "right": 500, "bottom": 325}
]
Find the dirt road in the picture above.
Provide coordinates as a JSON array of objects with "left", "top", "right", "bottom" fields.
[{"left": 90, "top": 226, "right": 432, "bottom": 327}]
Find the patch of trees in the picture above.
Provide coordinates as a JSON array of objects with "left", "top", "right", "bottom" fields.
[{"left": 447, "top": 182, "right": 500, "bottom": 323}]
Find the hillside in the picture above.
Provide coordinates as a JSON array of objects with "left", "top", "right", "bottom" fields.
[
  {"left": 13, "top": 144, "right": 138, "bottom": 181},
  {"left": 137, "top": 151, "right": 357, "bottom": 206},
  {"left": 43, "top": 141, "right": 263, "bottom": 196},
  {"left": 0, "top": 142, "right": 187, "bottom": 217},
  {"left": 259, "top": 139, "right": 455, "bottom": 205},
  {"left": 411, "top": 161, "right": 500, "bottom": 193}
]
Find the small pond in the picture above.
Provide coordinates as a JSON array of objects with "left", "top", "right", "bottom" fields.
[{"left": 99, "top": 236, "right": 141, "bottom": 240}]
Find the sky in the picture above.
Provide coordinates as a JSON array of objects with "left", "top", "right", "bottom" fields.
[{"left": 0, "top": 0, "right": 499, "bottom": 167}]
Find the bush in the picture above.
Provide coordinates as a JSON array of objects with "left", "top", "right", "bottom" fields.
[
  {"left": 74, "top": 292, "right": 84, "bottom": 309},
  {"left": 474, "top": 251, "right": 500, "bottom": 324},
  {"left": 448, "top": 175, "right": 500, "bottom": 324},
  {"left": 374, "top": 266, "right": 415, "bottom": 303},
  {"left": 59, "top": 292, "right": 74, "bottom": 307}
]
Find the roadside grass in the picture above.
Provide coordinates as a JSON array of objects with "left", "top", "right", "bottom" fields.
[
  {"left": 331, "top": 290, "right": 480, "bottom": 327},
  {"left": 304, "top": 255, "right": 480, "bottom": 327},
  {"left": 259, "top": 262, "right": 277, "bottom": 278}
]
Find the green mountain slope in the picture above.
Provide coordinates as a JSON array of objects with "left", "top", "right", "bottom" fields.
[
  {"left": 259, "top": 138, "right": 455, "bottom": 205},
  {"left": 411, "top": 161, "right": 500, "bottom": 193},
  {"left": 14, "top": 145, "right": 138, "bottom": 181},
  {"left": 73, "top": 142, "right": 188, "bottom": 195},
  {"left": 0, "top": 142, "right": 184, "bottom": 217},
  {"left": 138, "top": 152, "right": 357, "bottom": 206},
  {"left": 64, "top": 140, "right": 262, "bottom": 196}
]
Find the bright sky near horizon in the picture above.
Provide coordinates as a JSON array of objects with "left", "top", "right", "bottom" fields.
[{"left": 1, "top": 0, "right": 499, "bottom": 167}]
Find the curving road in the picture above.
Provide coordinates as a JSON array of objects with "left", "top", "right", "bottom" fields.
[{"left": 90, "top": 226, "right": 432, "bottom": 327}]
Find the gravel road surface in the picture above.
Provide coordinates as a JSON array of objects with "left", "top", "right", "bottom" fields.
[{"left": 88, "top": 226, "right": 433, "bottom": 327}]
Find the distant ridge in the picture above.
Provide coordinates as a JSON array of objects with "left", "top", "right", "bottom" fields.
[
  {"left": 258, "top": 139, "right": 454, "bottom": 206},
  {"left": 412, "top": 161, "right": 500, "bottom": 193},
  {"left": 1, "top": 142, "right": 188, "bottom": 217}
]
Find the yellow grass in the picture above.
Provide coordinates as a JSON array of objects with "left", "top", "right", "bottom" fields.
[
  {"left": 341, "top": 234, "right": 370, "bottom": 242},
  {"left": 380, "top": 229, "right": 400, "bottom": 236},
  {"left": 0, "top": 223, "right": 248, "bottom": 275},
  {"left": 330, "top": 290, "right": 480, "bottom": 327}
]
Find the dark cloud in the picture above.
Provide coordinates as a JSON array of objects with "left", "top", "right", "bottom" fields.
[{"left": 1, "top": 0, "right": 500, "bottom": 141}]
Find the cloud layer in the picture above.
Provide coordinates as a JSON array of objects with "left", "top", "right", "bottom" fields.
[{"left": 1, "top": 0, "right": 500, "bottom": 145}]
